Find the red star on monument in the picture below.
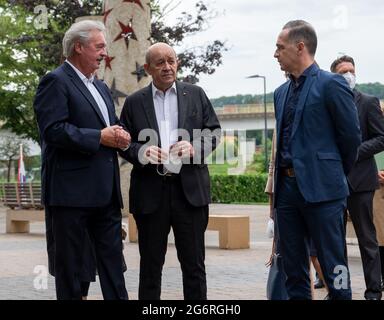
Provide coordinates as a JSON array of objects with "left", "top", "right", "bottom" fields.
[
  {"left": 114, "top": 21, "right": 135, "bottom": 42},
  {"left": 103, "top": 8, "right": 113, "bottom": 24},
  {"left": 123, "top": 0, "right": 144, "bottom": 10},
  {"left": 113, "top": 20, "right": 137, "bottom": 50},
  {"left": 104, "top": 55, "right": 115, "bottom": 71}
]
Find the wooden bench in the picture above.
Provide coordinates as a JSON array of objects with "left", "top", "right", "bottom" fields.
[
  {"left": 128, "top": 213, "right": 250, "bottom": 249},
  {"left": 0, "top": 182, "right": 44, "bottom": 233}
]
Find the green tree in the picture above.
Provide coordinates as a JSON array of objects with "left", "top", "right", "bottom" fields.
[
  {"left": 0, "top": 133, "right": 30, "bottom": 181},
  {"left": 151, "top": 0, "right": 227, "bottom": 83},
  {"left": 0, "top": 1, "right": 42, "bottom": 142},
  {"left": 356, "top": 82, "right": 384, "bottom": 99},
  {"left": 210, "top": 85, "right": 384, "bottom": 109},
  {"left": 210, "top": 93, "right": 274, "bottom": 108},
  {"left": 0, "top": 0, "right": 227, "bottom": 142}
]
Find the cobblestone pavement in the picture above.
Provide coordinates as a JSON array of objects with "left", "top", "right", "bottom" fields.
[{"left": 0, "top": 204, "right": 367, "bottom": 300}]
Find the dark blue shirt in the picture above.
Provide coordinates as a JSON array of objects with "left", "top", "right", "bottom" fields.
[{"left": 279, "top": 63, "right": 317, "bottom": 168}]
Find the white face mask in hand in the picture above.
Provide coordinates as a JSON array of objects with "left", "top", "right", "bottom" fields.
[
  {"left": 266, "top": 218, "right": 274, "bottom": 238},
  {"left": 342, "top": 72, "right": 356, "bottom": 90}
]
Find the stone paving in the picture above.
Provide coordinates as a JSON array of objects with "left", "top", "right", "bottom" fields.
[{"left": 0, "top": 204, "right": 367, "bottom": 300}]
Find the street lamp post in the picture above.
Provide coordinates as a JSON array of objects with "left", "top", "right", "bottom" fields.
[{"left": 247, "top": 74, "right": 268, "bottom": 172}]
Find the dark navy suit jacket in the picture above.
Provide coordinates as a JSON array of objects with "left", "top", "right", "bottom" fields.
[
  {"left": 273, "top": 64, "right": 361, "bottom": 203},
  {"left": 34, "top": 62, "right": 123, "bottom": 208},
  {"left": 347, "top": 90, "right": 384, "bottom": 192}
]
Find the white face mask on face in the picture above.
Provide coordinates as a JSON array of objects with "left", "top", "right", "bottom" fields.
[{"left": 342, "top": 72, "right": 356, "bottom": 90}]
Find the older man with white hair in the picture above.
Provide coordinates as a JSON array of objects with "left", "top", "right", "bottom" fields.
[{"left": 33, "top": 20, "right": 130, "bottom": 300}]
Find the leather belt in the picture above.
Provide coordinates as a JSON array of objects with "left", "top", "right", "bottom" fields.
[
  {"left": 281, "top": 167, "right": 295, "bottom": 177},
  {"left": 162, "top": 173, "right": 180, "bottom": 181},
  {"left": 164, "top": 172, "right": 175, "bottom": 177}
]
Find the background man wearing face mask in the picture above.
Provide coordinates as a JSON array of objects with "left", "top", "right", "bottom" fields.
[{"left": 331, "top": 55, "right": 384, "bottom": 300}]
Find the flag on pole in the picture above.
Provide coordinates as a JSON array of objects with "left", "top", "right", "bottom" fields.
[{"left": 18, "top": 144, "right": 26, "bottom": 184}]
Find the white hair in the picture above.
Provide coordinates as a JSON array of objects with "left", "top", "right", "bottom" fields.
[{"left": 62, "top": 20, "right": 106, "bottom": 58}]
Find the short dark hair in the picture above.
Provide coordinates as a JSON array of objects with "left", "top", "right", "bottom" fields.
[
  {"left": 283, "top": 20, "right": 317, "bottom": 56},
  {"left": 330, "top": 55, "right": 355, "bottom": 73}
]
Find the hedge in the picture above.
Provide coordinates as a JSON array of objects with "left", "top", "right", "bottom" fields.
[{"left": 210, "top": 174, "right": 269, "bottom": 203}]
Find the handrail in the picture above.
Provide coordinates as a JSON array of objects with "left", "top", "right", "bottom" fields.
[
  {"left": 0, "top": 182, "right": 43, "bottom": 210},
  {"left": 215, "top": 104, "right": 275, "bottom": 115}
]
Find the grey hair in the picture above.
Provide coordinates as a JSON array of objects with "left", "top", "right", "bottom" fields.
[{"left": 62, "top": 20, "right": 106, "bottom": 58}]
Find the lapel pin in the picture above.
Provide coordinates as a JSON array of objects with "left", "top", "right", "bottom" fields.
[{"left": 183, "top": 92, "right": 187, "bottom": 96}]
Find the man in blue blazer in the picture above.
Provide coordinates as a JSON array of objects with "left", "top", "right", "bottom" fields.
[
  {"left": 273, "top": 20, "right": 361, "bottom": 299},
  {"left": 33, "top": 20, "right": 130, "bottom": 299}
]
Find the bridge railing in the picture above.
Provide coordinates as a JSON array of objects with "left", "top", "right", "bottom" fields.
[
  {"left": 215, "top": 104, "right": 275, "bottom": 115},
  {"left": 215, "top": 100, "right": 384, "bottom": 115}
]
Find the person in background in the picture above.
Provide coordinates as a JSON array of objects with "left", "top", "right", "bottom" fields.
[
  {"left": 331, "top": 55, "right": 384, "bottom": 300},
  {"left": 374, "top": 170, "right": 384, "bottom": 291}
]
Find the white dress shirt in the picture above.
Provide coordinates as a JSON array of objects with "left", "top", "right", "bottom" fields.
[
  {"left": 65, "top": 60, "right": 110, "bottom": 126},
  {"left": 152, "top": 82, "right": 178, "bottom": 151}
]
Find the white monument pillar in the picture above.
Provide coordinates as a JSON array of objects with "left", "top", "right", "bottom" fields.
[{"left": 78, "top": 0, "right": 152, "bottom": 215}]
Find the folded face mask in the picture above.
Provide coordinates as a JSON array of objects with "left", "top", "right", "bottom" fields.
[{"left": 266, "top": 218, "right": 274, "bottom": 239}]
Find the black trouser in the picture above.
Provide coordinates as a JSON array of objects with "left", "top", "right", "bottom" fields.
[
  {"left": 49, "top": 195, "right": 128, "bottom": 300},
  {"left": 45, "top": 208, "right": 97, "bottom": 283},
  {"left": 379, "top": 246, "right": 384, "bottom": 282},
  {"left": 348, "top": 191, "right": 382, "bottom": 299},
  {"left": 81, "top": 282, "right": 91, "bottom": 297},
  {"left": 134, "top": 175, "right": 209, "bottom": 300}
]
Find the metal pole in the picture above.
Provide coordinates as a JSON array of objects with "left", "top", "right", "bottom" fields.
[
  {"left": 263, "top": 76, "right": 268, "bottom": 172},
  {"left": 246, "top": 74, "right": 268, "bottom": 172}
]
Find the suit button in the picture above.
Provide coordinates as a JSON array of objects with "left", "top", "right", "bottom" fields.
[{"left": 109, "top": 158, "right": 113, "bottom": 162}]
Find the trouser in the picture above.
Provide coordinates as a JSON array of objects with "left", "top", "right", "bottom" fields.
[
  {"left": 81, "top": 281, "right": 91, "bottom": 297},
  {"left": 380, "top": 246, "right": 384, "bottom": 282},
  {"left": 134, "top": 175, "right": 208, "bottom": 300},
  {"left": 348, "top": 191, "right": 382, "bottom": 299},
  {"left": 276, "top": 176, "right": 351, "bottom": 300},
  {"left": 50, "top": 194, "right": 128, "bottom": 300}
]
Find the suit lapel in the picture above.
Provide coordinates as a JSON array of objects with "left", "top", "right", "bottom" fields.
[
  {"left": 94, "top": 80, "right": 115, "bottom": 125},
  {"left": 354, "top": 90, "right": 363, "bottom": 117},
  {"left": 275, "top": 83, "right": 289, "bottom": 151},
  {"left": 63, "top": 63, "right": 107, "bottom": 127},
  {"left": 176, "top": 81, "right": 188, "bottom": 129},
  {"left": 142, "top": 84, "right": 161, "bottom": 145},
  {"left": 290, "top": 69, "right": 317, "bottom": 139}
]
